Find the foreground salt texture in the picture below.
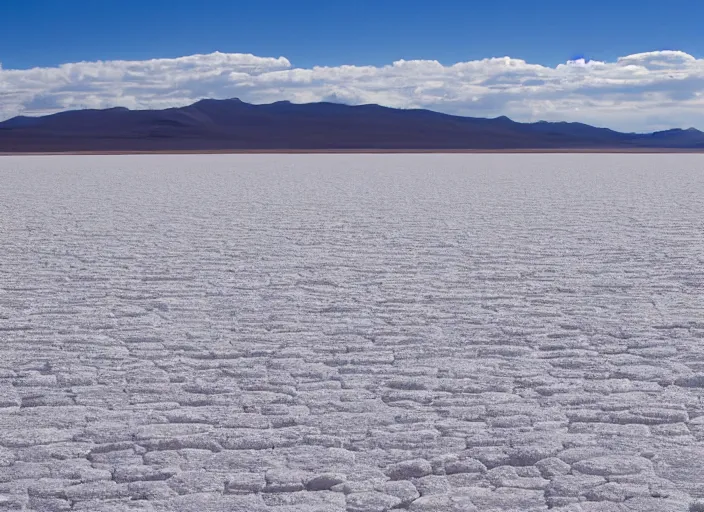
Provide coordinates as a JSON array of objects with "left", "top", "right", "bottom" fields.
[{"left": 0, "top": 154, "right": 703, "bottom": 512}]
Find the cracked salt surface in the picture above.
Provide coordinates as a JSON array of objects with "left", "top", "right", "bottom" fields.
[{"left": 0, "top": 153, "right": 703, "bottom": 511}]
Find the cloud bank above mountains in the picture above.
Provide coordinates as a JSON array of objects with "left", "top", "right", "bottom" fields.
[{"left": 1, "top": 50, "right": 703, "bottom": 131}]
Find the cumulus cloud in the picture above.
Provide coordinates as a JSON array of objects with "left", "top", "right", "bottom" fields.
[{"left": 1, "top": 50, "right": 704, "bottom": 131}]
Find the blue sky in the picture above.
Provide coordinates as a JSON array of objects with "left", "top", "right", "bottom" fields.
[
  {"left": 2, "top": 0, "right": 703, "bottom": 69},
  {"left": 2, "top": 0, "right": 704, "bottom": 131}
]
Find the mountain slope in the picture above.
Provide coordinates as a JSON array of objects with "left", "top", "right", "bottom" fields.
[{"left": 1, "top": 99, "right": 703, "bottom": 151}]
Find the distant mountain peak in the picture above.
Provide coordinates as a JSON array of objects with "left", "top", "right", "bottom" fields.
[
  {"left": 652, "top": 126, "right": 703, "bottom": 136},
  {"left": 192, "top": 97, "right": 244, "bottom": 106},
  {"left": 1, "top": 99, "right": 703, "bottom": 152}
]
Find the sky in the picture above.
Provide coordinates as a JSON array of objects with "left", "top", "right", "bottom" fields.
[{"left": 2, "top": 0, "right": 704, "bottom": 131}]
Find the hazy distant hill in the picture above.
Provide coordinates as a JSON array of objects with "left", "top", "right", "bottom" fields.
[{"left": 1, "top": 98, "right": 703, "bottom": 151}]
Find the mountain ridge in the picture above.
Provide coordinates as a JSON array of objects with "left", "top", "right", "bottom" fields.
[{"left": 1, "top": 98, "right": 703, "bottom": 152}]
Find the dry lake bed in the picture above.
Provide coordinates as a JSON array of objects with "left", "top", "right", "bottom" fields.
[{"left": 1, "top": 154, "right": 703, "bottom": 511}]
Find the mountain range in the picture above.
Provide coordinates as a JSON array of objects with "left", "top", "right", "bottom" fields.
[{"left": 1, "top": 98, "right": 703, "bottom": 152}]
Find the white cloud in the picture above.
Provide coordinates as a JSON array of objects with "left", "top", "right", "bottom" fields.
[{"left": 1, "top": 50, "right": 704, "bottom": 131}]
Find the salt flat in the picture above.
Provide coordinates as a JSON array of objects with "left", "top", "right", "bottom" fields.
[{"left": 0, "top": 154, "right": 703, "bottom": 512}]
